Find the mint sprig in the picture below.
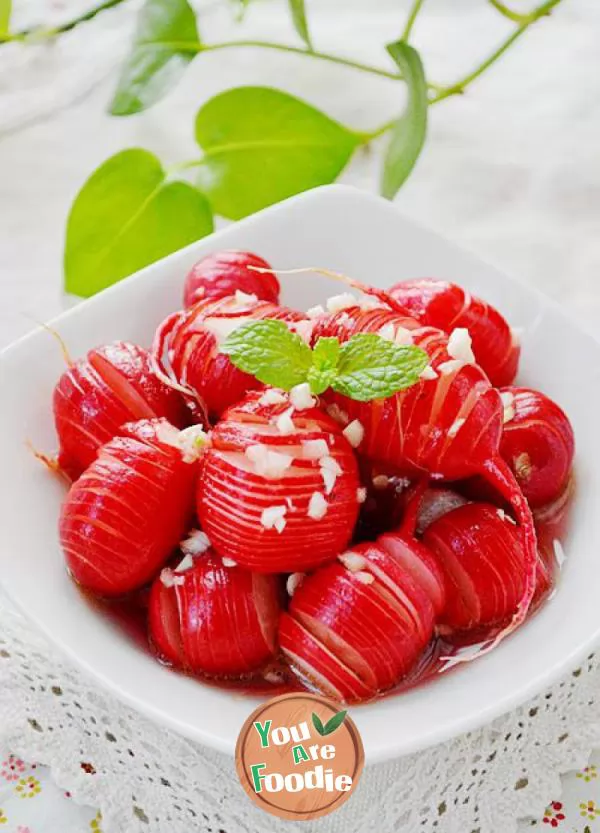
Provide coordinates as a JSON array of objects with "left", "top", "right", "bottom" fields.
[{"left": 220, "top": 320, "right": 429, "bottom": 402}]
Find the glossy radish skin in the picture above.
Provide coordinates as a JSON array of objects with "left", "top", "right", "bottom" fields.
[
  {"left": 60, "top": 419, "right": 198, "bottom": 597},
  {"left": 281, "top": 535, "right": 440, "bottom": 702},
  {"left": 197, "top": 391, "right": 360, "bottom": 573},
  {"left": 500, "top": 386, "right": 575, "bottom": 508},
  {"left": 388, "top": 278, "right": 520, "bottom": 386},
  {"left": 149, "top": 551, "right": 280, "bottom": 676},
  {"left": 315, "top": 304, "right": 538, "bottom": 645},
  {"left": 53, "top": 341, "right": 189, "bottom": 479},
  {"left": 183, "top": 250, "right": 279, "bottom": 309},
  {"left": 423, "top": 502, "right": 527, "bottom": 633},
  {"left": 154, "top": 295, "right": 308, "bottom": 420}
]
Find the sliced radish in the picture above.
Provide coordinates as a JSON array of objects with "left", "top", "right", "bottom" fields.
[
  {"left": 149, "top": 551, "right": 280, "bottom": 676},
  {"left": 183, "top": 250, "right": 279, "bottom": 309},
  {"left": 423, "top": 502, "right": 528, "bottom": 632},
  {"left": 60, "top": 419, "right": 198, "bottom": 596},
  {"left": 53, "top": 341, "right": 189, "bottom": 479},
  {"left": 388, "top": 278, "right": 520, "bottom": 387},
  {"left": 499, "top": 386, "right": 575, "bottom": 508},
  {"left": 197, "top": 391, "right": 360, "bottom": 573},
  {"left": 154, "top": 295, "right": 307, "bottom": 419},
  {"left": 279, "top": 614, "right": 375, "bottom": 703}
]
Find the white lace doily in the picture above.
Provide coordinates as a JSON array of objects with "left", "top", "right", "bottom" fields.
[{"left": 1, "top": 595, "right": 599, "bottom": 833}]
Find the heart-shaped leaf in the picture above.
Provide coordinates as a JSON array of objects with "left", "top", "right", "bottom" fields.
[
  {"left": 194, "top": 86, "right": 361, "bottom": 219},
  {"left": 110, "top": 0, "right": 200, "bottom": 116},
  {"left": 0, "top": 0, "right": 11, "bottom": 35},
  {"left": 64, "top": 149, "right": 213, "bottom": 297},
  {"left": 289, "top": 0, "right": 312, "bottom": 48},
  {"left": 381, "top": 41, "right": 428, "bottom": 199}
]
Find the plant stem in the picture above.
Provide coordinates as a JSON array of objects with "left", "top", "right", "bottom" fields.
[
  {"left": 487, "top": 0, "right": 535, "bottom": 24},
  {"left": 0, "top": 0, "right": 129, "bottom": 44},
  {"left": 402, "top": 0, "right": 426, "bottom": 41},
  {"left": 430, "top": 0, "right": 563, "bottom": 104},
  {"left": 195, "top": 40, "right": 403, "bottom": 81}
]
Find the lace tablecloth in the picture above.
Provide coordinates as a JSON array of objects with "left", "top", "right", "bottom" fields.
[{"left": 1, "top": 0, "right": 600, "bottom": 831}]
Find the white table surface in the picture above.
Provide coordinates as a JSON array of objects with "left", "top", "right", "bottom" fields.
[{"left": 0, "top": 0, "right": 599, "bottom": 829}]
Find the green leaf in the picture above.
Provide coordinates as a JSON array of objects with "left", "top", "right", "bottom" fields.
[
  {"left": 308, "top": 336, "right": 340, "bottom": 394},
  {"left": 289, "top": 0, "right": 312, "bottom": 49},
  {"left": 323, "top": 709, "right": 347, "bottom": 735},
  {"left": 110, "top": 0, "right": 200, "bottom": 116},
  {"left": 221, "top": 320, "right": 313, "bottom": 390},
  {"left": 381, "top": 41, "right": 428, "bottom": 199},
  {"left": 64, "top": 149, "right": 213, "bottom": 298},
  {"left": 333, "top": 333, "right": 429, "bottom": 401},
  {"left": 194, "top": 86, "right": 360, "bottom": 220},
  {"left": 311, "top": 712, "right": 326, "bottom": 736},
  {"left": 0, "top": 0, "right": 11, "bottom": 35}
]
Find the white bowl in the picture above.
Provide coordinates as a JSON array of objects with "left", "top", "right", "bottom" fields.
[{"left": 0, "top": 185, "right": 596, "bottom": 763}]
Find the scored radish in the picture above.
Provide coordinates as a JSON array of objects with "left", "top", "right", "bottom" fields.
[
  {"left": 314, "top": 302, "right": 538, "bottom": 650},
  {"left": 388, "top": 278, "right": 520, "bottom": 386},
  {"left": 183, "top": 250, "right": 280, "bottom": 309},
  {"left": 60, "top": 419, "right": 199, "bottom": 596},
  {"left": 197, "top": 390, "right": 360, "bottom": 573},
  {"left": 499, "top": 386, "right": 575, "bottom": 508},
  {"left": 423, "top": 502, "right": 528, "bottom": 634},
  {"left": 280, "top": 531, "right": 440, "bottom": 701},
  {"left": 53, "top": 341, "right": 189, "bottom": 479},
  {"left": 153, "top": 295, "right": 308, "bottom": 420},
  {"left": 149, "top": 550, "right": 280, "bottom": 676}
]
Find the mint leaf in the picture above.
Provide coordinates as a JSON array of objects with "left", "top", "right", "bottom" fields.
[
  {"left": 221, "top": 320, "right": 313, "bottom": 390},
  {"left": 195, "top": 87, "right": 360, "bottom": 220},
  {"left": 381, "top": 41, "right": 428, "bottom": 199},
  {"left": 311, "top": 712, "right": 326, "bottom": 736},
  {"left": 0, "top": 0, "right": 11, "bottom": 35},
  {"left": 333, "top": 333, "right": 429, "bottom": 401},
  {"left": 289, "top": 0, "right": 312, "bottom": 49},
  {"left": 312, "top": 337, "right": 340, "bottom": 371},
  {"left": 323, "top": 709, "right": 347, "bottom": 735},
  {"left": 64, "top": 149, "right": 213, "bottom": 297},
  {"left": 110, "top": 0, "right": 200, "bottom": 116},
  {"left": 308, "top": 336, "right": 340, "bottom": 394}
]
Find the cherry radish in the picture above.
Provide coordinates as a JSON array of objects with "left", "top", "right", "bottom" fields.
[
  {"left": 389, "top": 278, "right": 520, "bottom": 386},
  {"left": 314, "top": 302, "right": 538, "bottom": 649},
  {"left": 60, "top": 419, "right": 202, "bottom": 596},
  {"left": 423, "top": 502, "right": 528, "bottom": 634},
  {"left": 154, "top": 295, "right": 308, "bottom": 420},
  {"left": 281, "top": 533, "right": 440, "bottom": 701},
  {"left": 183, "top": 250, "right": 280, "bottom": 309},
  {"left": 197, "top": 390, "right": 360, "bottom": 573},
  {"left": 499, "top": 386, "right": 575, "bottom": 508},
  {"left": 53, "top": 341, "right": 189, "bottom": 479},
  {"left": 149, "top": 550, "right": 280, "bottom": 676}
]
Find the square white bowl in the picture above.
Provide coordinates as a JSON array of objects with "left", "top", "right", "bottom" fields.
[{"left": 0, "top": 185, "right": 596, "bottom": 763}]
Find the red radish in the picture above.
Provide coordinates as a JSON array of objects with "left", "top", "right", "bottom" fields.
[
  {"left": 60, "top": 419, "right": 201, "bottom": 596},
  {"left": 197, "top": 390, "right": 360, "bottom": 573},
  {"left": 279, "top": 613, "right": 376, "bottom": 703},
  {"left": 53, "top": 341, "right": 189, "bottom": 479},
  {"left": 499, "top": 386, "right": 575, "bottom": 508},
  {"left": 314, "top": 302, "right": 538, "bottom": 648},
  {"left": 149, "top": 550, "right": 280, "bottom": 676},
  {"left": 183, "top": 250, "right": 279, "bottom": 309},
  {"left": 154, "top": 295, "right": 308, "bottom": 419},
  {"left": 388, "top": 278, "right": 520, "bottom": 386},
  {"left": 280, "top": 530, "right": 441, "bottom": 702},
  {"left": 423, "top": 502, "right": 528, "bottom": 634}
]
